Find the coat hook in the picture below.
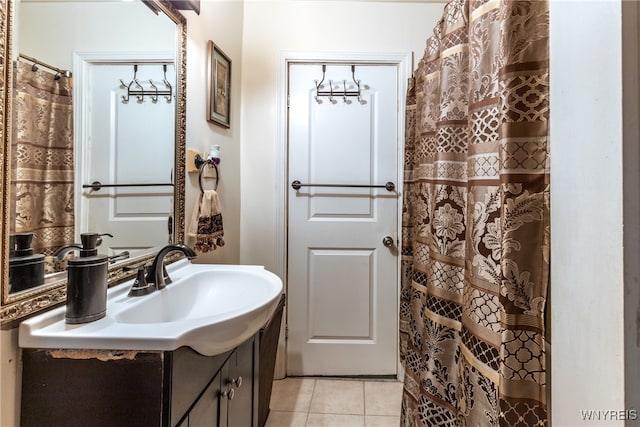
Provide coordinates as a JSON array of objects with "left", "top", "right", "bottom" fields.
[
  {"left": 149, "top": 79, "right": 159, "bottom": 103},
  {"left": 162, "top": 64, "right": 172, "bottom": 102},
  {"left": 343, "top": 79, "right": 351, "bottom": 104},
  {"left": 120, "top": 77, "right": 133, "bottom": 103},
  {"left": 314, "top": 64, "right": 327, "bottom": 104},
  {"left": 133, "top": 66, "right": 144, "bottom": 103},
  {"left": 329, "top": 80, "right": 337, "bottom": 104}
]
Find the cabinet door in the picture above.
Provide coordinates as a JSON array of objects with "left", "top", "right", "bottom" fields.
[
  {"left": 188, "top": 370, "right": 222, "bottom": 427},
  {"left": 226, "top": 337, "right": 256, "bottom": 427},
  {"left": 21, "top": 349, "right": 164, "bottom": 427}
]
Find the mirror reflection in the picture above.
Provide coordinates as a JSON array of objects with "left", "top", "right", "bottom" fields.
[{"left": 8, "top": 0, "right": 179, "bottom": 293}]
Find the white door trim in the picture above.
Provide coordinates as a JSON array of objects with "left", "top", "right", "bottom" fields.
[
  {"left": 275, "top": 51, "right": 411, "bottom": 377},
  {"left": 72, "top": 51, "right": 174, "bottom": 240}
]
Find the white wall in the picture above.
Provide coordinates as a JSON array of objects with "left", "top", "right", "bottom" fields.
[
  {"left": 550, "top": 1, "right": 630, "bottom": 425},
  {"left": 239, "top": 0, "right": 446, "bottom": 277},
  {"left": 183, "top": 0, "right": 244, "bottom": 266},
  {"left": 17, "top": 2, "right": 174, "bottom": 68}
]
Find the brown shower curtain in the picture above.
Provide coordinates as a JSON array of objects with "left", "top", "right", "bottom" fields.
[
  {"left": 400, "top": 0, "right": 549, "bottom": 425},
  {"left": 11, "top": 60, "right": 74, "bottom": 256}
]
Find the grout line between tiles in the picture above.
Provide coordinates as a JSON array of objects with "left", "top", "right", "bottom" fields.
[
  {"left": 361, "top": 381, "right": 367, "bottom": 416},
  {"left": 305, "top": 379, "right": 316, "bottom": 425}
]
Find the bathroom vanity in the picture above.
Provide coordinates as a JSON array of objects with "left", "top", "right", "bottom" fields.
[
  {"left": 18, "top": 261, "right": 285, "bottom": 427},
  {"left": 21, "top": 334, "right": 258, "bottom": 426}
]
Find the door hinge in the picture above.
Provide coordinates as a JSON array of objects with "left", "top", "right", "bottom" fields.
[
  {"left": 285, "top": 325, "right": 288, "bottom": 340},
  {"left": 287, "top": 95, "right": 290, "bottom": 109}
]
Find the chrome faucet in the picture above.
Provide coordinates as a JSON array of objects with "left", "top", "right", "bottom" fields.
[{"left": 146, "top": 244, "right": 197, "bottom": 290}]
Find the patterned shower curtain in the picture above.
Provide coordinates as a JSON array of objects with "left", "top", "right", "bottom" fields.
[
  {"left": 11, "top": 60, "right": 74, "bottom": 256},
  {"left": 400, "top": 0, "right": 549, "bottom": 425}
]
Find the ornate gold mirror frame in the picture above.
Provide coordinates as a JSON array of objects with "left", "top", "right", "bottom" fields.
[{"left": 0, "top": 0, "right": 187, "bottom": 328}]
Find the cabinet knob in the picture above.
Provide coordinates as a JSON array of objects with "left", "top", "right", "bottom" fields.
[
  {"left": 221, "top": 387, "right": 235, "bottom": 401},
  {"left": 230, "top": 376, "right": 243, "bottom": 388}
]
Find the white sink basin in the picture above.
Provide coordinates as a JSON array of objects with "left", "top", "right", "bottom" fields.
[{"left": 19, "top": 260, "right": 283, "bottom": 356}]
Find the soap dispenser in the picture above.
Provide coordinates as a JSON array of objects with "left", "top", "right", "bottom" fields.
[
  {"left": 9, "top": 233, "right": 45, "bottom": 293},
  {"left": 65, "top": 233, "right": 109, "bottom": 324}
]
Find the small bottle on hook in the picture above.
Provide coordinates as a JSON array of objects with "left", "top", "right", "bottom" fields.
[{"left": 208, "top": 144, "right": 221, "bottom": 165}]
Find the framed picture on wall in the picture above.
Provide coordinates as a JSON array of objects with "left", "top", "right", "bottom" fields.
[{"left": 207, "top": 41, "right": 231, "bottom": 128}]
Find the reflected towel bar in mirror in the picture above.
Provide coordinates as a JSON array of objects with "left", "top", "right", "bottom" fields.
[{"left": 83, "top": 181, "right": 174, "bottom": 192}]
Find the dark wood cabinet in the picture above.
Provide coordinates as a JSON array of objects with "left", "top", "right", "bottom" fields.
[
  {"left": 180, "top": 337, "right": 258, "bottom": 427},
  {"left": 183, "top": 366, "right": 223, "bottom": 426},
  {"left": 21, "top": 335, "right": 258, "bottom": 427},
  {"left": 225, "top": 338, "right": 257, "bottom": 427}
]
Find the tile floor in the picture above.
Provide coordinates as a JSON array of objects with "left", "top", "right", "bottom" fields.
[{"left": 265, "top": 378, "right": 404, "bottom": 427}]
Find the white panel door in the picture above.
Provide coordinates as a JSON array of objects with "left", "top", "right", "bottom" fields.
[
  {"left": 82, "top": 63, "right": 174, "bottom": 255},
  {"left": 287, "top": 63, "right": 399, "bottom": 376}
]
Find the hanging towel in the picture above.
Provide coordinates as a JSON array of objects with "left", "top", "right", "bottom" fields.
[{"left": 188, "top": 190, "right": 225, "bottom": 253}]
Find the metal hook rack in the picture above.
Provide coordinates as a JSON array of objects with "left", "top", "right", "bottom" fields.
[
  {"left": 120, "top": 64, "right": 172, "bottom": 104},
  {"left": 194, "top": 154, "right": 219, "bottom": 193},
  {"left": 314, "top": 65, "right": 364, "bottom": 104}
]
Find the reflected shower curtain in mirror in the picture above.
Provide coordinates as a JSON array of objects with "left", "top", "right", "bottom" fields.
[
  {"left": 400, "top": 0, "right": 549, "bottom": 425},
  {"left": 11, "top": 61, "right": 74, "bottom": 257}
]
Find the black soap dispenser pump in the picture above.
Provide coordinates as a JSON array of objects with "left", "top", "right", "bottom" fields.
[{"left": 65, "top": 233, "right": 109, "bottom": 324}]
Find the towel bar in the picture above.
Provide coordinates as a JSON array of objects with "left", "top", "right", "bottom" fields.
[
  {"left": 194, "top": 154, "right": 219, "bottom": 193},
  {"left": 291, "top": 180, "right": 395, "bottom": 192},
  {"left": 82, "top": 181, "right": 174, "bottom": 192}
]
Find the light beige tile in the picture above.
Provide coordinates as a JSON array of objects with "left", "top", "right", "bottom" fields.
[
  {"left": 264, "top": 411, "right": 308, "bottom": 427},
  {"left": 306, "top": 413, "right": 365, "bottom": 427},
  {"left": 309, "top": 379, "right": 364, "bottom": 415},
  {"left": 270, "top": 378, "right": 316, "bottom": 412},
  {"left": 365, "top": 415, "right": 401, "bottom": 426},
  {"left": 364, "top": 381, "right": 404, "bottom": 416}
]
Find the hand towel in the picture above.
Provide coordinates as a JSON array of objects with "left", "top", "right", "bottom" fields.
[{"left": 188, "top": 190, "right": 225, "bottom": 253}]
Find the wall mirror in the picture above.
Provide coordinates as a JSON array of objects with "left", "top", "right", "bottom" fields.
[{"left": 0, "top": 0, "right": 187, "bottom": 326}]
